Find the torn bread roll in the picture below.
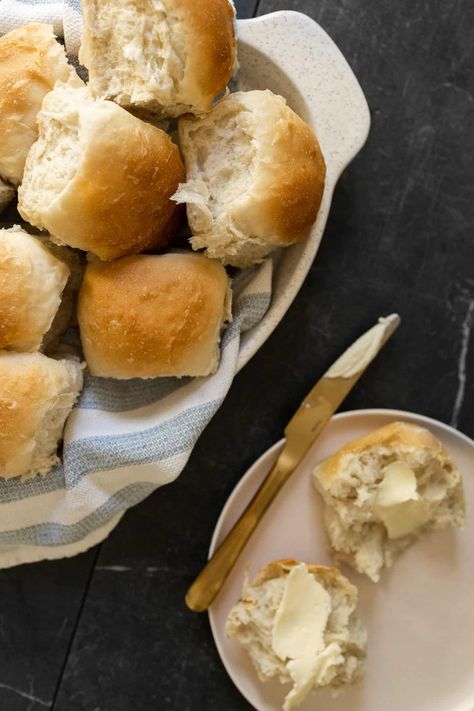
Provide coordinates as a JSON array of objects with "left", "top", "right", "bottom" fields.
[
  {"left": 313, "top": 422, "right": 466, "bottom": 582},
  {"left": 0, "top": 23, "right": 74, "bottom": 186},
  {"left": 79, "top": 0, "right": 237, "bottom": 118},
  {"left": 173, "top": 90, "right": 326, "bottom": 268},
  {"left": 0, "top": 226, "right": 70, "bottom": 352},
  {"left": 0, "top": 351, "right": 83, "bottom": 478},
  {"left": 18, "top": 79, "right": 185, "bottom": 261},
  {"left": 78, "top": 253, "right": 232, "bottom": 379},
  {"left": 226, "top": 560, "right": 367, "bottom": 711}
]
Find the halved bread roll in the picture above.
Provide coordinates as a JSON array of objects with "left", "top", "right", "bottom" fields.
[
  {"left": 226, "top": 560, "right": 367, "bottom": 711},
  {"left": 0, "top": 226, "right": 70, "bottom": 352},
  {"left": 173, "top": 90, "right": 326, "bottom": 268},
  {"left": 79, "top": 0, "right": 237, "bottom": 118},
  {"left": 78, "top": 253, "right": 232, "bottom": 379},
  {"left": 0, "top": 351, "right": 83, "bottom": 478},
  {"left": 0, "top": 23, "right": 74, "bottom": 186},
  {"left": 312, "top": 422, "right": 466, "bottom": 581},
  {"left": 18, "top": 79, "right": 185, "bottom": 261}
]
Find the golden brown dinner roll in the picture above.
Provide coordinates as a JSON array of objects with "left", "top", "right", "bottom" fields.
[
  {"left": 0, "top": 226, "right": 70, "bottom": 352},
  {"left": 0, "top": 351, "right": 83, "bottom": 478},
  {"left": 18, "top": 79, "right": 185, "bottom": 261},
  {"left": 79, "top": 0, "right": 236, "bottom": 118},
  {"left": 226, "top": 560, "right": 367, "bottom": 711},
  {"left": 313, "top": 422, "right": 466, "bottom": 581},
  {"left": 0, "top": 23, "right": 74, "bottom": 186},
  {"left": 78, "top": 253, "right": 232, "bottom": 378},
  {"left": 173, "top": 90, "right": 326, "bottom": 268}
]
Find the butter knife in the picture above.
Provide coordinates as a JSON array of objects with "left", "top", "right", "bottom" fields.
[{"left": 186, "top": 314, "right": 401, "bottom": 612}]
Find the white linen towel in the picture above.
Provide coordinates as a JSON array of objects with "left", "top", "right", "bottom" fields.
[{"left": 0, "top": 0, "right": 273, "bottom": 567}]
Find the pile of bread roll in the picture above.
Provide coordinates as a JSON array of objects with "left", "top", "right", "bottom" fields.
[{"left": 0, "top": 2, "right": 326, "bottom": 481}]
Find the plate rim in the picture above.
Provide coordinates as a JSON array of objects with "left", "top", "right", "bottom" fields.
[{"left": 208, "top": 407, "right": 474, "bottom": 711}]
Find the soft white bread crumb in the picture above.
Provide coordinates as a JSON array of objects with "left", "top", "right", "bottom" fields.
[
  {"left": 78, "top": 253, "right": 232, "bottom": 379},
  {"left": 313, "top": 422, "right": 466, "bottom": 582},
  {"left": 0, "top": 23, "right": 74, "bottom": 185},
  {"left": 79, "top": 0, "right": 236, "bottom": 118},
  {"left": 173, "top": 90, "right": 326, "bottom": 268},
  {"left": 226, "top": 560, "right": 366, "bottom": 710},
  {"left": 0, "top": 226, "right": 70, "bottom": 352},
  {"left": 0, "top": 179, "right": 14, "bottom": 214},
  {"left": 18, "top": 78, "right": 184, "bottom": 260},
  {"left": 0, "top": 351, "right": 83, "bottom": 478}
]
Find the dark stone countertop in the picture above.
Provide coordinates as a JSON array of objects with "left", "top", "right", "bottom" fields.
[{"left": 0, "top": 0, "right": 473, "bottom": 709}]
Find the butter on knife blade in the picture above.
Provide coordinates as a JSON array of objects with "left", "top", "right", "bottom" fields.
[{"left": 326, "top": 314, "right": 401, "bottom": 379}]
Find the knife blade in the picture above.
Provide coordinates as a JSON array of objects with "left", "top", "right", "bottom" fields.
[{"left": 186, "top": 314, "right": 401, "bottom": 612}]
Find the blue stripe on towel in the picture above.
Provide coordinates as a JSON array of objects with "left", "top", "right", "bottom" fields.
[
  {"left": 0, "top": 482, "right": 156, "bottom": 546},
  {"left": 0, "top": 400, "right": 221, "bottom": 503}
]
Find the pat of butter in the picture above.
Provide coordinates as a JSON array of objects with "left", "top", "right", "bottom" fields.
[
  {"left": 375, "top": 461, "right": 431, "bottom": 539},
  {"left": 272, "top": 564, "right": 340, "bottom": 711},
  {"left": 376, "top": 461, "right": 418, "bottom": 506}
]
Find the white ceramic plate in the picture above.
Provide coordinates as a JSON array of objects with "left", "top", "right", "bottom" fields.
[
  {"left": 234, "top": 12, "right": 370, "bottom": 370},
  {"left": 209, "top": 409, "right": 474, "bottom": 711}
]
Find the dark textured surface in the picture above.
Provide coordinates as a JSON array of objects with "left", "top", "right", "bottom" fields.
[{"left": 1, "top": 0, "right": 473, "bottom": 709}]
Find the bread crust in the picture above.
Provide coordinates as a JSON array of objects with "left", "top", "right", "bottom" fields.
[
  {"left": 314, "top": 421, "right": 448, "bottom": 489},
  {"left": 80, "top": 0, "right": 236, "bottom": 116},
  {"left": 248, "top": 559, "right": 358, "bottom": 601},
  {"left": 78, "top": 253, "right": 231, "bottom": 378},
  {"left": 0, "top": 226, "right": 70, "bottom": 351},
  {"left": 172, "top": 0, "right": 236, "bottom": 113},
  {"left": 234, "top": 91, "right": 326, "bottom": 247},
  {"left": 0, "top": 23, "right": 73, "bottom": 185}
]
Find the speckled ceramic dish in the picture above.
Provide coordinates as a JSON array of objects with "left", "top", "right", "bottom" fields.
[
  {"left": 209, "top": 409, "right": 474, "bottom": 711},
  {"left": 235, "top": 11, "right": 370, "bottom": 370}
]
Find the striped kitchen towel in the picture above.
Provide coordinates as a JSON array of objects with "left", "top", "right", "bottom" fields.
[
  {"left": 0, "top": 259, "right": 273, "bottom": 568},
  {"left": 0, "top": 1, "right": 272, "bottom": 567}
]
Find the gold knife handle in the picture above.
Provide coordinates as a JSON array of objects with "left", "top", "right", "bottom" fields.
[{"left": 185, "top": 459, "right": 292, "bottom": 612}]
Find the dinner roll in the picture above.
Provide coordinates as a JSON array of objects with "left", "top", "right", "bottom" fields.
[
  {"left": 0, "top": 351, "right": 83, "bottom": 478},
  {"left": 226, "top": 560, "right": 367, "bottom": 711},
  {"left": 78, "top": 253, "right": 232, "bottom": 378},
  {"left": 0, "top": 23, "right": 74, "bottom": 186},
  {"left": 18, "top": 79, "right": 185, "bottom": 261},
  {"left": 313, "top": 422, "right": 466, "bottom": 582},
  {"left": 173, "top": 90, "right": 326, "bottom": 268},
  {"left": 79, "top": 0, "right": 236, "bottom": 118},
  {"left": 0, "top": 178, "right": 14, "bottom": 214},
  {"left": 0, "top": 226, "right": 70, "bottom": 352}
]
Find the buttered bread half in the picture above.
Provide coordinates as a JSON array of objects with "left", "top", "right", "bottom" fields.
[
  {"left": 226, "top": 560, "right": 367, "bottom": 711},
  {"left": 313, "top": 422, "right": 465, "bottom": 581}
]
